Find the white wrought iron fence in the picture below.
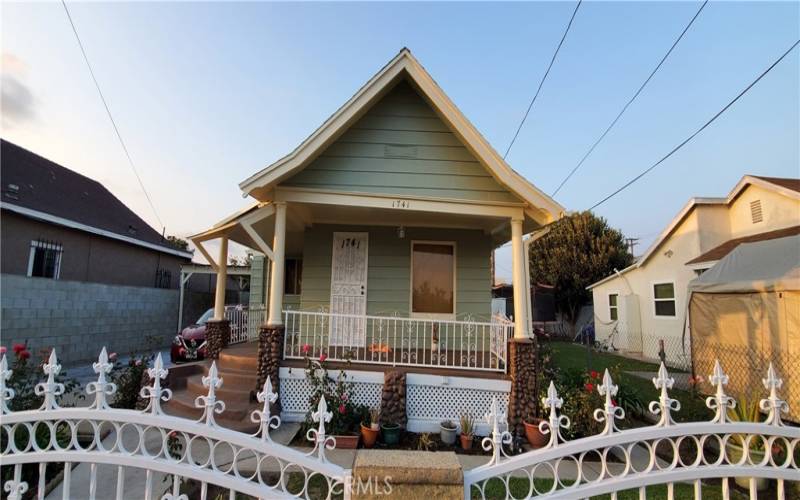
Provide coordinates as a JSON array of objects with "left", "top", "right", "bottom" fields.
[
  {"left": 0, "top": 348, "right": 351, "bottom": 500},
  {"left": 282, "top": 309, "right": 511, "bottom": 372},
  {"left": 225, "top": 305, "right": 266, "bottom": 344},
  {"left": 465, "top": 361, "right": 799, "bottom": 499}
]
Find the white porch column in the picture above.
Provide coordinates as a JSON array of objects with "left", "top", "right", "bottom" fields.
[
  {"left": 213, "top": 236, "right": 228, "bottom": 320},
  {"left": 510, "top": 218, "right": 529, "bottom": 339},
  {"left": 267, "top": 202, "right": 287, "bottom": 325}
]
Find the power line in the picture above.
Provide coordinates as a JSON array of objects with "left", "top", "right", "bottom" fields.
[
  {"left": 589, "top": 38, "right": 800, "bottom": 211},
  {"left": 551, "top": 0, "right": 709, "bottom": 197},
  {"left": 61, "top": 0, "right": 165, "bottom": 232},
  {"left": 504, "top": 0, "right": 582, "bottom": 160}
]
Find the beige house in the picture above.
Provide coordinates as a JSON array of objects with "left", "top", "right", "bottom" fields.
[
  {"left": 588, "top": 175, "right": 800, "bottom": 368},
  {"left": 175, "top": 49, "right": 564, "bottom": 432}
]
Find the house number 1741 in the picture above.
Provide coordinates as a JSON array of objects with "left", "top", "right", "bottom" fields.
[{"left": 391, "top": 200, "right": 411, "bottom": 209}]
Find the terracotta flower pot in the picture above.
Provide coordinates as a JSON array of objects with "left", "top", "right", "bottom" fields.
[
  {"left": 333, "top": 434, "right": 359, "bottom": 449},
  {"left": 361, "top": 423, "right": 379, "bottom": 448},
  {"left": 460, "top": 433, "right": 473, "bottom": 451},
  {"left": 524, "top": 419, "right": 547, "bottom": 448}
]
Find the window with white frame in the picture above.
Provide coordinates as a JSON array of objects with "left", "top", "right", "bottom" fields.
[
  {"left": 284, "top": 258, "right": 303, "bottom": 295},
  {"left": 608, "top": 293, "right": 619, "bottom": 321},
  {"left": 411, "top": 242, "right": 455, "bottom": 315},
  {"left": 27, "top": 240, "right": 63, "bottom": 279},
  {"left": 653, "top": 282, "right": 676, "bottom": 317}
]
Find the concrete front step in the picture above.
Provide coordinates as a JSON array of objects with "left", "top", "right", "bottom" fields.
[
  {"left": 218, "top": 350, "right": 259, "bottom": 372},
  {"left": 201, "top": 364, "right": 259, "bottom": 389},
  {"left": 165, "top": 389, "right": 259, "bottom": 432}
]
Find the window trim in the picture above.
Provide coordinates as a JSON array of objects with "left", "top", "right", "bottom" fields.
[
  {"left": 284, "top": 257, "right": 303, "bottom": 296},
  {"left": 651, "top": 280, "right": 677, "bottom": 319},
  {"left": 409, "top": 240, "right": 457, "bottom": 319},
  {"left": 27, "top": 240, "right": 63, "bottom": 279},
  {"left": 608, "top": 292, "right": 619, "bottom": 322}
]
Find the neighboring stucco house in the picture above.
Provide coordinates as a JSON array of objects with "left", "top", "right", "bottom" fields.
[
  {"left": 0, "top": 139, "right": 194, "bottom": 363},
  {"left": 588, "top": 175, "right": 800, "bottom": 368},
  {"left": 171, "top": 49, "right": 565, "bottom": 433}
]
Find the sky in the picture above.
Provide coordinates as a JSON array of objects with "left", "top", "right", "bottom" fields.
[{"left": 2, "top": 1, "right": 798, "bottom": 282}]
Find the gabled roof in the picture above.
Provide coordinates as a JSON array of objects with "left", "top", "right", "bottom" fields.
[
  {"left": 239, "top": 48, "right": 564, "bottom": 223},
  {"left": 0, "top": 139, "right": 192, "bottom": 259},
  {"left": 587, "top": 174, "right": 800, "bottom": 290},
  {"left": 686, "top": 225, "right": 800, "bottom": 266}
]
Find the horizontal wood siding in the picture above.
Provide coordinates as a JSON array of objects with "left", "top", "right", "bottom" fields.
[
  {"left": 281, "top": 81, "right": 519, "bottom": 203},
  {"left": 298, "top": 224, "right": 491, "bottom": 319}
]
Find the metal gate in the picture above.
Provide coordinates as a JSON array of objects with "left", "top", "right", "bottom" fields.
[{"left": 0, "top": 348, "right": 351, "bottom": 499}]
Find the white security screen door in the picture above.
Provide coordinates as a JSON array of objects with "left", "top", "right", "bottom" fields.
[{"left": 329, "top": 232, "right": 368, "bottom": 346}]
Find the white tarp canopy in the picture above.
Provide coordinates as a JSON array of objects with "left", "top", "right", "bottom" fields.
[{"left": 687, "top": 234, "right": 800, "bottom": 294}]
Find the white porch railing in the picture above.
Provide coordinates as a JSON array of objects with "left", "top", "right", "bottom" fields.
[
  {"left": 0, "top": 349, "right": 350, "bottom": 500},
  {"left": 225, "top": 304, "right": 266, "bottom": 344},
  {"left": 465, "top": 362, "right": 799, "bottom": 499},
  {"left": 283, "top": 310, "right": 512, "bottom": 373}
]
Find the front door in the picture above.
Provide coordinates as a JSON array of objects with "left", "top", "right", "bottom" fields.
[{"left": 329, "top": 232, "right": 368, "bottom": 346}]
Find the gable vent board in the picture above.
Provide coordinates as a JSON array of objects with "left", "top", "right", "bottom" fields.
[{"left": 750, "top": 199, "right": 763, "bottom": 224}]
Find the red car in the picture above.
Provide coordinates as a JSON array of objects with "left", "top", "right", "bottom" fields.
[{"left": 170, "top": 308, "right": 213, "bottom": 363}]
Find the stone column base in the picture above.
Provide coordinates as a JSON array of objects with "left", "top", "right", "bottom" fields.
[
  {"left": 352, "top": 450, "right": 463, "bottom": 499},
  {"left": 507, "top": 338, "right": 537, "bottom": 437},
  {"left": 379, "top": 371, "right": 407, "bottom": 428},
  {"left": 205, "top": 319, "right": 230, "bottom": 360},
  {"left": 256, "top": 324, "right": 285, "bottom": 409}
]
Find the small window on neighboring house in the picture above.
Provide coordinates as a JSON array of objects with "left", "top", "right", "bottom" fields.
[
  {"left": 609, "top": 294, "right": 619, "bottom": 321},
  {"left": 284, "top": 258, "right": 303, "bottom": 295},
  {"left": 750, "top": 200, "right": 763, "bottom": 224},
  {"left": 28, "top": 240, "right": 63, "bottom": 279},
  {"left": 608, "top": 293, "right": 619, "bottom": 321},
  {"left": 653, "top": 282, "right": 676, "bottom": 317},
  {"left": 154, "top": 268, "right": 172, "bottom": 289}
]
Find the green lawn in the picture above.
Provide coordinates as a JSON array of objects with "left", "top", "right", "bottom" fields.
[
  {"left": 474, "top": 478, "right": 748, "bottom": 499},
  {"left": 550, "top": 342, "right": 712, "bottom": 423}
]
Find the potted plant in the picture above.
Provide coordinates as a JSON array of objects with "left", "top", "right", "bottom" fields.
[
  {"left": 381, "top": 420, "right": 401, "bottom": 445},
  {"left": 440, "top": 419, "right": 457, "bottom": 446},
  {"left": 361, "top": 407, "right": 380, "bottom": 448},
  {"left": 726, "top": 395, "right": 769, "bottom": 491},
  {"left": 302, "top": 355, "right": 367, "bottom": 449},
  {"left": 459, "top": 412, "right": 475, "bottom": 451}
]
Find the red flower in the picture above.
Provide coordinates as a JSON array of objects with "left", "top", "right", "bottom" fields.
[
  {"left": 341, "top": 394, "right": 348, "bottom": 402},
  {"left": 338, "top": 404, "right": 346, "bottom": 414},
  {"left": 301, "top": 344, "right": 311, "bottom": 354},
  {"left": 18, "top": 350, "right": 30, "bottom": 360},
  {"left": 109, "top": 352, "right": 118, "bottom": 361},
  {"left": 590, "top": 370, "right": 599, "bottom": 380},
  {"left": 12, "top": 344, "right": 25, "bottom": 354},
  {"left": 611, "top": 399, "right": 618, "bottom": 407},
  {"left": 168, "top": 430, "right": 178, "bottom": 438},
  {"left": 585, "top": 383, "right": 594, "bottom": 393},
  {"left": 0, "top": 346, "right": 6, "bottom": 356},
  {"left": 319, "top": 354, "right": 327, "bottom": 362}
]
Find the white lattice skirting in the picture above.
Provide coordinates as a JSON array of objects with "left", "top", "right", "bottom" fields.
[{"left": 279, "top": 368, "right": 510, "bottom": 435}]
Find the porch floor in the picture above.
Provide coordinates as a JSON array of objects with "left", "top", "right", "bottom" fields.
[{"left": 226, "top": 341, "right": 508, "bottom": 380}]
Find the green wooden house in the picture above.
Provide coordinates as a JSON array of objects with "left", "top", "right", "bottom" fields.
[{"left": 190, "top": 48, "right": 564, "bottom": 375}]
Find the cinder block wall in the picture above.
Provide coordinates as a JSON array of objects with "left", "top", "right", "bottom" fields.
[{"left": 1, "top": 274, "right": 179, "bottom": 365}]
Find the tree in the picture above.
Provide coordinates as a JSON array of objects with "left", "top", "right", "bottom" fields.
[
  {"left": 166, "top": 235, "right": 189, "bottom": 251},
  {"left": 528, "top": 211, "right": 633, "bottom": 335}
]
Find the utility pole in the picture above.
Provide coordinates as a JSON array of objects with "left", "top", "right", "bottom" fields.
[{"left": 625, "top": 237, "right": 640, "bottom": 256}]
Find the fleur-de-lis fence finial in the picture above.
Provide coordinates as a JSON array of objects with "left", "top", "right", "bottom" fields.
[
  {"left": 540, "top": 381, "right": 570, "bottom": 448},
  {"left": 194, "top": 361, "right": 225, "bottom": 426},
  {"left": 706, "top": 360, "right": 736, "bottom": 424},
  {"left": 139, "top": 353, "right": 171, "bottom": 415},
  {"left": 594, "top": 369, "right": 625, "bottom": 435},
  {"left": 87, "top": 347, "right": 117, "bottom": 410},
  {"left": 649, "top": 362, "right": 680, "bottom": 426},
  {"left": 759, "top": 363, "right": 788, "bottom": 426},
  {"left": 481, "top": 396, "right": 512, "bottom": 466},
  {"left": 251, "top": 377, "right": 281, "bottom": 441},
  {"left": 35, "top": 349, "right": 65, "bottom": 411},
  {"left": 1, "top": 355, "right": 15, "bottom": 414},
  {"left": 306, "top": 395, "right": 336, "bottom": 462},
  {"left": 3, "top": 478, "right": 28, "bottom": 500}
]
